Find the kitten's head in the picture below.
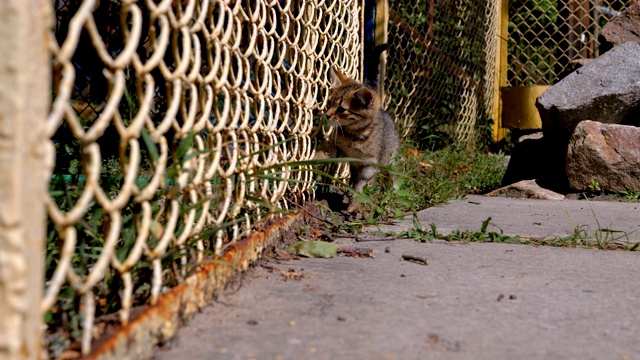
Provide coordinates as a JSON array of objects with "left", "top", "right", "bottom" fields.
[{"left": 325, "top": 67, "right": 380, "bottom": 125}]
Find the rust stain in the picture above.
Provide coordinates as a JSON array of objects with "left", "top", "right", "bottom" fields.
[{"left": 83, "top": 208, "right": 309, "bottom": 360}]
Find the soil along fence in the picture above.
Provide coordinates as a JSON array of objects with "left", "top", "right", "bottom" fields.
[{"left": 0, "top": 0, "right": 504, "bottom": 358}]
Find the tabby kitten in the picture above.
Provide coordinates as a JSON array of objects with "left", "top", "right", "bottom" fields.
[{"left": 316, "top": 66, "right": 399, "bottom": 212}]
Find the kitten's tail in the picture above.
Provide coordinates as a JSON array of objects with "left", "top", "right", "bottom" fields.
[{"left": 363, "top": 44, "right": 388, "bottom": 92}]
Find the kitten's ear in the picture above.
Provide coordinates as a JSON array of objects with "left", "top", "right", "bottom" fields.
[
  {"left": 354, "top": 87, "right": 378, "bottom": 109},
  {"left": 330, "top": 67, "right": 352, "bottom": 86}
]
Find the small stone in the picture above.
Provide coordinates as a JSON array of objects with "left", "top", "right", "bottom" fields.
[{"left": 486, "top": 180, "right": 565, "bottom": 200}]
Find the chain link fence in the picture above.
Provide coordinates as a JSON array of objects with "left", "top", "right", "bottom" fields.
[
  {"left": 508, "top": 0, "right": 633, "bottom": 86},
  {"left": 45, "top": 0, "right": 361, "bottom": 356},
  {"left": 384, "top": 0, "right": 501, "bottom": 147}
]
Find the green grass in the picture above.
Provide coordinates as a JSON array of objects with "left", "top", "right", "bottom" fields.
[
  {"left": 356, "top": 142, "right": 507, "bottom": 221},
  {"left": 380, "top": 205, "right": 640, "bottom": 251},
  {"left": 384, "top": 213, "right": 529, "bottom": 245},
  {"left": 320, "top": 143, "right": 638, "bottom": 251},
  {"left": 312, "top": 142, "right": 508, "bottom": 238},
  {"left": 377, "top": 207, "right": 639, "bottom": 251},
  {"left": 617, "top": 188, "right": 640, "bottom": 202}
]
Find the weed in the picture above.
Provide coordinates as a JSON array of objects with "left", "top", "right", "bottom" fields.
[
  {"left": 617, "top": 187, "right": 640, "bottom": 202},
  {"left": 535, "top": 204, "right": 639, "bottom": 250},
  {"left": 377, "top": 200, "right": 640, "bottom": 251},
  {"left": 442, "top": 217, "right": 527, "bottom": 244},
  {"left": 392, "top": 213, "right": 439, "bottom": 242},
  {"left": 306, "top": 142, "right": 507, "bottom": 236},
  {"left": 356, "top": 144, "right": 505, "bottom": 222},
  {"left": 387, "top": 214, "right": 527, "bottom": 244},
  {"left": 588, "top": 177, "right": 601, "bottom": 192},
  {"left": 537, "top": 226, "right": 637, "bottom": 250},
  {"left": 342, "top": 143, "right": 507, "bottom": 222}
]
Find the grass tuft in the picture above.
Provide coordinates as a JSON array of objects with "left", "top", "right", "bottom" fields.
[{"left": 324, "top": 142, "right": 507, "bottom": 226}]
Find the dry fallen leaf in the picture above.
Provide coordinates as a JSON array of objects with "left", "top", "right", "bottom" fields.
[
  {"left": 56, "top": 350, "right": 81, "bottom": 360},
  {"left": 405, "top": 148, "right": 419, "bottom": 157},
  {"left": 338, "top": 247, "right": 375, "bottom": 258},
  {"left": 275, "top": 249, "right": 297, "bottom": 260},
  {"left": 280, "top": 268, "right": 304, "bottom": 281},
  {"left": 285, "top": 241, "right": 339, "bottom": 258},
  {"left": 310, "top": 229, "right": 323, "bottom": 237}
]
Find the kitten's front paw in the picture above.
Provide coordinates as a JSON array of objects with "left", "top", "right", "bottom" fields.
[{"left": 346, "top": 201, "right": 364, "bottom": 213}]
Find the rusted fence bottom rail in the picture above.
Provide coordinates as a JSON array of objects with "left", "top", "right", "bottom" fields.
[{"left": 85, "top": 207, "right": 312, "bottom": 360}]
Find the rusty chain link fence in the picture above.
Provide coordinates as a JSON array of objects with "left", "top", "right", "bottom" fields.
[
  {"left": 508, "top": 0, "right": 633, "bottom": 86},
  {"left": 45, "top": 0, "right": 361, "bottom": 356},
  {"left": 384, "top": 0, "right": 501, "bottom": 147}
]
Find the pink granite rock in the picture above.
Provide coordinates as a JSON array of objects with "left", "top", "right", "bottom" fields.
[{"left": 567, "top": 120, "right": 640, "bottom": 192}]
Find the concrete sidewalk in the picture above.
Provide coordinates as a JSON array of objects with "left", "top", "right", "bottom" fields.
[{"left": 154, "top": 196, "right": 640, "bottom": 360}]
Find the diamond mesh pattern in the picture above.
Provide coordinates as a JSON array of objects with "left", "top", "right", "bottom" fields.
[
  {"left": 46, "top": 0, "right": 361, "bottom": 355},
  {"left": 508, "top": 0, "right": 632, "bottom": 85},
  {"left": 384, "top": 1, "right": 500, "bottom": 146}
]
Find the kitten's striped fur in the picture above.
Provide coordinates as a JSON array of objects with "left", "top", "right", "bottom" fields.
[{"left": 316, "top": 66, "right": 399, "bottom": 212}]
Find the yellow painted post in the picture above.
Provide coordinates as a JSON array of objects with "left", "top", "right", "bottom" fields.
[
  {"left": 501, "top": 85, "right": 549, "bottom": 129},
  {"left": 0, "top": 0, "right": 51, "bottom": 358},
  {"left": 493, "top": 0, "right": 510, "bottom": 142},
  {"left": 375, "top": 0, "right": 389, "bottom": 102}
]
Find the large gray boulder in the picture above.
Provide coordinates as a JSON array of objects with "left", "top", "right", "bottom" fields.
[
  {"left": 567, "top": 120, "right": 640, "bottom": 192},
  {"left": 599, "top": 2, "right": 640, "bottom": 53},
  {"left": 536, "top": 42, "right": 640, "bottom": 144}
]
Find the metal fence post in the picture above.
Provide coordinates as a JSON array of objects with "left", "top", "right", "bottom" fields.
[
  {"left": 0, "top": 0, "right": 52, "bottom": 358},
  {"left": 375, "top": 0, "right": 389, "bottom": 103},
  {"left": 493, "top": 0, "right": 510, "bottom": 142}
]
